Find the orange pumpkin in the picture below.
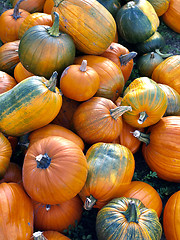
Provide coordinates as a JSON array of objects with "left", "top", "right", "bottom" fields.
[
  {"left": 0, "top": 71, "right": 17, "bottom": 93},
  {"left": 60, "top": 60, "right": 100, "bottom": 101},
  {"left": 14, "top": 62, "right": 34, "bottom": 83},
  {"left": 33, "top": 231, "right": 71, "bottom": 239},
  {"left": 0, "top": 162, "right": 22, "bottom": 185},
  {"left": 43, "top": 0, "right": 54, "bottom": 14},
  {"left": 11, "top": 0, "right": 46, "bottom": 13}
]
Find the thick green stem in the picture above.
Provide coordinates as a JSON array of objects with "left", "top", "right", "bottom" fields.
[
  {"left": 123, "top": 201, "right": 140, "bottom": 223},
  {"left": 11, "top": 0, "right": 24, "bottom": 20},
  {"left": 132, "top": 130, "right": 150, "bottom": 145},
  {"left": 33, "top": 231, "right": 47, "bottom": 240},
  {"left": 155, "top": 49, "right": 172, "bottom": 58},
  {"left": 138, "top": 111, "right": 148, "bottom": 124},
  {"left": 36, "top": 153, "right": 51, "bottom": 169},
  {"left": 84, "top": 195, "right": 97, "bottom": 210},
  {"left": 79, "top": 60, "right": 87, "bottom": 72},
  {"left": 110, "top": 106, "right": 132, "bottom": 120},
  {"left": 119, "top": 51, "right": 137, "bottom": 66},
  {"left": 46, "top": 71, "right": 58, "bottom": 92},
  {"left": 47, "top": 12, "right": 60, "bottom": 37}
]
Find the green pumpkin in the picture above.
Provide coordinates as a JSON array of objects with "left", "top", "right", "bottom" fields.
[
  {"left": 96, "top": 197, "right": 162, "bottom": 240},
  {"left": 116, "top": 0, "right": 159, "bottom": 44},
  {"left": 18, "top": 12, "right": 75, "bottom": 79},
  {"left": 97, "top": 0, "right": 121, "bottom": 18}
]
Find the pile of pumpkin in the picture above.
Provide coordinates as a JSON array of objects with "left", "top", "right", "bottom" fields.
[{"left": 0, "top": 0, "right": 180, "bottom": 239}]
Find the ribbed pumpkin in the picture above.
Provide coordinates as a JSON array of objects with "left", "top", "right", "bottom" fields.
[
  {"left": 132, "top": 116, "right": 180, "bottom": 182},
  {"left": 151, "top": 55, "right": 180, "bottom": 94},
  {"left": 96, "top": 197, "right": 162, "bottom": 240},
  {"left": 74, "top": 55, "right": 125, "bottom": 102},
  {"left": 11, "top": 0, "right": 46, "bottom": 13},
  {"left": 79, "top": 143, "right": 135, "bottom": 210},
  {"left": 72, "top": 97, "right": 132, "bottom": 144},
  {"left": 14, "top": 62, "right": 34, "bottom": 83},
  {"left": 0, "top": 72, "right": 62, "bottom": 136},
  {"left": 0, "top": 162, "right": 22, "bottom": 185},
  {"left": 162, "top": 0, "right": 180, "bottom": 33},
  {"left": 121, "top": 77, "right": 168, "bottom": 128},
  {"left": 19, "top": 12, "right": 76, "bottom": 78},
  {"left": 116, "top": 0, "right": 159, "bottom": 44},
  {"left": 33, "top": 195, "right": 83, "bottom": 232},
  {"left": 0, "top": 133, "right": 12, "bottom": 179},
  {"left": 158, "top": 83, "right": 180, "bottom": 116},
  {"left": 163, "top": 191, "right": 180, "bottom": 240},
  {"left": 43, "top": 0, "right": 54, "bottom": 14},
  {"left": 22, "top": 136, "right": 88, "bottom": 204},
  {"left": 147, "top": 0, "right": 170, "bottom": 16},
  {"left": 18, "top": 12, "right": 53, "bottom": 39},
  {"left": 100, "top": 42, "right": 137, "bottom": 82},
  {"left": 33, "top": 231, "right": 71, "bottom": 240},
  {"left": 52, "top": 0, "right": 117, "bottom": 55},
  {"left": 0, "top": 182, "right": 34, "bottom": 239},
  {"left": 0, "top": 71, "right": 17, "bottom": 93}
]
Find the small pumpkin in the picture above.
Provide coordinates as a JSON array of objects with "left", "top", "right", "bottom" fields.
[
  {"left": 0, "top": 162, "right": 22, "bottom": 185},
  {"left": 14, "top": 62, "right": 34, "bottom": 83},
  {"left": 96, "top": 197, "right": 162, "bottom": 240},
  {"left": 0, "top": 70, "right": 17, "bottom": 93},
  {"left": 33, "top": 231, "right": 71, "bottom": 240}
]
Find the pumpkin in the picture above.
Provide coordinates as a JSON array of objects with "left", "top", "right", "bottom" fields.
[
  {"left": 162, "top": 0, "right": 180, "bottom": 33},
  {"left": 137, "top": 52, "right": 164, "bottom": 77},
  {"left": 0, "top": 72, "right": 62, "bottom": 136},
  {"left": 11, "top": 0, "right": 46, "bottom": 13},
  {"left": 96, "top": 197, "right": 162, "bottom": 240},
  {"left": 28, "top": 123, "right": 85, "bottom": 150},
  {"left": 33, "top": 231, "right": 71, "bottom": 240},
  {"left": 52, "top": 0, "right": 116, "bottom": 55},
  {"left": 151, "top": 55, "right": 180, "bottom": 94},
  {"left": 147, "top": 0, "right": 170, "bottom": 16},
  {"left": 100, "top": 42, "right": 137, "bottom": 82},
  {"left": 19, "top": 12, "right": 76, "bottom": 79},
  {"left": 60, "top": 60, "right": 100, "bottom": 101},
  {"left": 0, "top": 133, "right": 12, "bottom": 179},
  {"left": 158, "top": 83, "right": 180, "bottom": 116},
  {"left": 132, "top": 116, "right": 180, "bottom": 182},
  {"left": 79, "top": 142, "right": 135, "bottom": 210},
  {"left": 74, "top": 55, "right": 125, "bottom": 102},
  {"left": 14, "top": 62, "right": 34, "bottom": 83},
  {"left": 7, "top": 136, "right": 19, "bottom": 151},
  {"left": 33, "top": 195, "right": 83, "bottom": 232},
  {"left": 115, "top": 181, "right": 163, "bottom": 218},
  {"left": 72, "top": 96, "right": 132, "bottom": 144},
  {"left": 96, "top": 0, "right": 121, "bottom": 18},
  {"left": 0, "top": 162, "right": 22, "bottom": 185},
  {"left": 18, "top": 12, "right": 53, "bottom": 39},
  {"left": 0, "top": 70, "right": 17, "bottom": 93},
  {"left": 163, "top": 190, "right": 180, "bottom": 240},
  {"left": 0, "top": 40, "right": 20, "bottom": 75},
  {"left": 121, "top": 77, "right": 168, "bottom": 128},
  {"left": 22, "top": 136, "right": 88, "bottom": 204},
  {"left": 116, "top": 0, "right": 159, "bottom": 44},
  {"left": 43, "top": 0, "right": 54, "bottom": 14},
  {"left": 0, "top": 182, "right": 34, "bottom": 239},
  {"left": 0, "top": 0, "right": 30, "bottom": 43}
]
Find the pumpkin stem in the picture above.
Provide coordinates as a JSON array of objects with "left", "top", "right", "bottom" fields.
[
  {"left": 123, "top": 201, "right": 140, "bottom": 223},
  {"left": 138, "top": 111, "right": 148, "bottom": 124},
  {"left": 110, "top": 106, "right": 132, "bottom": 120},
  {"left": 132, "top": 130, "right": 150, "bottom": 145},
  {"left": 119, "top": 51, "right": 137, "bottom": 66},
  {"left": 155, "top": 49, "right": 173, "bottom": 58},
  {"left": 33, "top": 231, "right": 47, "bottom": 240},
  {"left": 46, "top": 71, "right": 58, "bottom": 92},
  {"left": 53, "top": 0, "right": 62, "bottom": 7},
  {"left": 84, "top": 195, "right": 97, "bottom": 210},
  {"left": 47, "top": 12, "right": 60, "bottom": 37},
  {"left": 11, "top": 0, "right": 24, "bottom": 20},
  {"left": 150, "top": 52, "right": 155, "bottom": 59},
  {"left": 36, "top": 153, "right": 51, "bottom": 169},
  {"left": 79, "top": 60, "right": 87, "bottom": 72}
]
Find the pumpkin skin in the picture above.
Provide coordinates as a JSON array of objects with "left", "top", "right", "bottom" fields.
[
  {"left": 33, "top": 195, "right": 83, "bottom": 232},
  {"left": 162, "top": 0, "right": 180, "bottom": 33},
  {"left": 74, "top": 55, "right": 125, "bottom": 102},
  {"left": 100, "top": 42, "right": 137, "bottom": 83},
  {"left": 0, "top": 182, "right": 34, "bottom": 240},
  {"left": 163, "top": 191, "right": 180, "bottom": 240},
  {"left": 11, "top": 0, "right": 46, "bottom": 13},
  {"left": 19, "top": 12, "right": 76, "bottom": 79},
  {"left": 96, "top": 197, "right": 162, "bottom": 240},
  {"left": 121, "top": 77, "right": 168, "bottom": 128},
  {"left": 28, "top": 123, "right": 85, "bottom": 150},
  {"left": 158, "top": 83, "right": 180, "bottom": 116},
  {"left": 0, "top": 71, "right": 17, "bottom": 93},
  {"left": 0, "top": 73, "right": 62, "bottom": 136},
  {"left": 18, "top": 12, "right": 53, "bottom": 39},
  {"left": 147, "top": 0, "right": 170, "bottom": 16},
  {"left": 34, "top": 231, "right": 71, "bottom": 240},
  {"left": 0, "top": 0, "right": 30, "bottom": 43},
  {"left": 0, "top": 162, "right": 22, "bottom": 185},
  {"left": 22, "top": 136, "right": 88, "bottom": 204},
  {"left": 0, "top": 40, "right": 20, "bottom": 75},
  {"left": 79, "top": 143, "right": 135, "bottom": 210},
  {"left": 116, "top": 0, "right": 159, "bottom": 44},
  {"left": 0, "top": 133, "right": 12, "bottom": 179},
  {"left": 72, "top": 97, "right": 132, "bottom": 144},
  {"left": 115, "top": 181, "right": 163, "bottom": 218},
  {"left": 151, "top": 55, "right": 180, "bottom": 94},
  {"left": 97, "top": 0, "right": 121, "bottom": 18},
  {"left": 14, "top": 62, "right": 34, "bottom": 83},
  {"left": 52, "top": 0, "right": 116, "bottom": 55},
  {"left": 60, "top": 60, "right": 100, "bottom": 101},
  {"left": 43, "top": 0, "right": 54, "bottom": 14}
]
